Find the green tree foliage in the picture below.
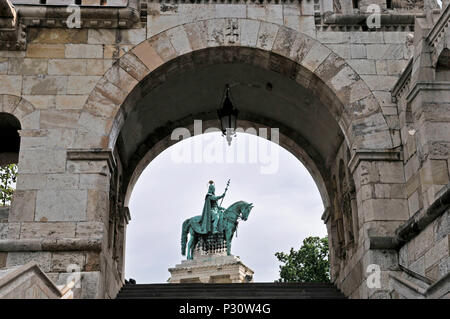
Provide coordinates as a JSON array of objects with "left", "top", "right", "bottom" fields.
[
  {"left": 0, "top": 164, "right": 18, "bottom": 206},
  {"left": 275, "top": 236, "right": 330, "bottom": 283}
]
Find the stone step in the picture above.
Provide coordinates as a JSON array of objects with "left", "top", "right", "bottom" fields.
[
  {"left": 117, "top": 296, "right": 345, "bottom": 299},
  {"left": 116, "top": 283, "right": 346, "bottom": 299},
  {"left": 121, "top": 289, "right": 340, "bottom": 294},
  {"left": 117, "top": 294, "right": 345, "bottom": 299},
  {"left": 119, "top": 287, "right": 342, "bottom": 292},
  {"left": 120, "top": 290, "right": 340, "bottom": 296},
  {"left": 120, "top": 283, "right": 336, "bottom": 288},
  {"left": 120, "top": 285, "right": 338, "bottom": 289}
]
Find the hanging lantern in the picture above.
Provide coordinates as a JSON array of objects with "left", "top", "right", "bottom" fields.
[{"left": 217, "top": 85, "right": 239, "bottom": 146}]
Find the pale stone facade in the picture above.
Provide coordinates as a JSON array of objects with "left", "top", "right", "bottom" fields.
[{"left": 0, "top": 0, "right": 448, "bottom": 298}]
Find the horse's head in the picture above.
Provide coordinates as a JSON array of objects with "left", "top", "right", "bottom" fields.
[{"left": 239, "top": 202, "right": 254, "bottom": 221}]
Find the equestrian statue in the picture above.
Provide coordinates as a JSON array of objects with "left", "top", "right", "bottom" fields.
[{"left": 181, "top": 180, "right": 254, "bottom": 260}]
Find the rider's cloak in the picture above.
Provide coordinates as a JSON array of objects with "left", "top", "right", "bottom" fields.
[{"left": 194, "top": 187, "right": 224, "bottom": 234}]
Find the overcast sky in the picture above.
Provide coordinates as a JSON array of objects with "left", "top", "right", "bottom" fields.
[{"left": 125, "top": 131, "right": 327, "bottom": 283}]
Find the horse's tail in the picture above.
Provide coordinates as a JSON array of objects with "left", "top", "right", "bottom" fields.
[{"left": 181, "top": 218, "right": 190, "bottom": 256}]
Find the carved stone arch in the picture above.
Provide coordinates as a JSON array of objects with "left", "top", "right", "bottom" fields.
[
  {"left": 74, "top": 19, "right": 394, "bottom": 152},
  {"left": 0, "top": 94, "right": 37, "bottom": 166},
  {"left": 73, "top": 18, "right": 394, "bottom": 221},
  {"left": 0, "top": 94, "right": 38, "bottom": 131}
]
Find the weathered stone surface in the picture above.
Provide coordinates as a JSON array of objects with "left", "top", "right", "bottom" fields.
[
  {"left": 85, "top": 252, "right": 100, "bottom": 272},
  {"left": 19, "top": 149, "right": 66, "bottom": 174},
  {"left": 22, "top": 76, "right": 67, "bottom": 95},
  {"left": 414, "top": 225, "right": 434, "bottom": 259},
  {"left": 46, "top": 174, "right": 79, "bottom": 190},
  {"left": 420, "top": 160, "right": 449, "bottom": 187},
  {"left": 117, "top": 53, "right": 150, "bottom": 81},
  {"left": 374, "top": 184, "right": 406, "bottom": 199},
  {"left": 51, "top": 252, "right": 86, "bottom": 272},
  {"left": 6, "top": 252, "right": 52, "bottom": 272},
  {"left": 75, "top": 222, "right": 105, "bottom": 238},
  {"left": 119, "top": 28, "right": 147, "bottom": 45},
  {"left": 363, "top": 199, "right": 409, "bottom": 221},
  {"left": 79, "top": 174, "right": 109, "bottom": 190},
  {"left": 407, "top": 190, "right": 421, "bottom": 215},
  {"left": 86, "top": 190, "right": 108, "bottom": 223},
  {"left": 302, "top": 43, "right": 331, "bottom": 72},
  {"left": 0, "top": 58, "right": 8, "bottom": 74},
  {"left": 87, "top": 29, "right": 117, "bottom": 45},
  {"left": 103, "top": 65, "right": 138, "bottom": 94},
  {"left": 9, "top": 190, "right": 36, "bottom": 222},
  {"left": 48, "top": 59, "right": 87, "bottom": 75},
  {"left": 28, "top": 28, "right": 88, "bottom": 44},
  {"left": 21, "top": 95, "right": 54, "bottom": 110},
  {"left": 424, "top": 235, "right": 449, "bottom": 270},
  {"left": 256, "top": 22, "right": 279, "bottom": 51},
  {"left": 55, "top": 95, "right": 88, "bottom": 110},
  {"left": 20, "top": 222, "right": 76, "bottom": 239},
  {"left": 0, "top": 75, "right": 21, "bottom": 95},
  {"left": 65, "top": 44, "right": 103, "bottom": 59},
  {"left": 40, "top": 110, "right": 80, "bottom": 129},
  {"left": 377, "top": 162, "right": 405, "bottom": 184},
  {"left": 66, "top": 75, "right": 100, "bottom": 95},
  {"left": 26, "top": 44, "right": 65, "bottom": 58},
  {"left": 8, "top": 58, "right": 48, "bottom": 75},
  {"left": 35, "top": 190, "right": 87, "bottom": 222},
  {"left": 0, "top": 222, "right": 20, "bottom": 240},
  {"left": 166, "top": 26, "right": 192, "bottom": 55}
]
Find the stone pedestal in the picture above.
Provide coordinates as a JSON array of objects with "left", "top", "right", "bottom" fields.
[{"left": 168, "top": 254, "right": 254, "bottom": 284}]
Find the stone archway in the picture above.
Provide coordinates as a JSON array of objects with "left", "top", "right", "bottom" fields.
[
  {"left": 67, "top": 19, "right": 398, "bottom": 298},
  {"left": 0, "top": 95, "right": 38, "bottom": 131},
  {"left": 1, "top": 19, "right": 413, "bottom": 300},
  {"left": 74, "top": 19, "right": 393, "bottom": 153}
]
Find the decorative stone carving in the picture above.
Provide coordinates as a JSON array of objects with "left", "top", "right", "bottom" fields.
[
  {"left": 392, "top": 0, "right": 421, "bottom": 9},
  {"left": 0, "top": 1, "right": 26, "bottom": 51},
  {"left": 225, "top": 19, "right": 239, "bottom": 44},
  {"left": 333, "top": 0, "right": 342, "bottom": 13}
]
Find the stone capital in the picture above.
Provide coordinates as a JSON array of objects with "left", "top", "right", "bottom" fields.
[
  {"left": 67, "top": 148, "right": 116, "bottom": 174},
  {"left": 348, "top": 149, "right": 403, "bottom": 173}
]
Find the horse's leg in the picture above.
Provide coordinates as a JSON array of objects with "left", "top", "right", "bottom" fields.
[
  {"left": 190, "top": 231, "right": 199, "bottom": 259},
  {"left": 226, "top": 229, "right": 232, "bottom": 256},
  {"left": 192, "top": 235, "right": 199, "bottom": 259},
  {"left": 187, "top": 230, "right": 195, "bottom": 259}
]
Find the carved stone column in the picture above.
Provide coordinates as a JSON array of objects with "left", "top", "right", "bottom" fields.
[{"left": 0, "top": 1, "right": 26, "bottom": 50}]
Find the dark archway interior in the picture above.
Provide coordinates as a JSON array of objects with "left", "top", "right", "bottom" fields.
[
  {"left": 108, "top": 47, "right": 362, "bottom": 286},
  {"left": 0, "top": 112, "right": 21, "bottom": 165},
  {"left": 114, "top": 57, "right": 346, "bottom": 209}
]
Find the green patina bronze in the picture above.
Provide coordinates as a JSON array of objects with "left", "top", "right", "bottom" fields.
[{"left": 181, "top": 180, "right": 254, "bottom": 259}]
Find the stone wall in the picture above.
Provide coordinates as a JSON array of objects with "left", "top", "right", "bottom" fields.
[
  {"left": 0, "top": 207, "right": 9, "bottom": 269},
  {"left": 0, "top": 1, "right": 448, "bottom": 299},
  {"left": 399, "top": 208, "right": 449, "bottom": 282}
]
